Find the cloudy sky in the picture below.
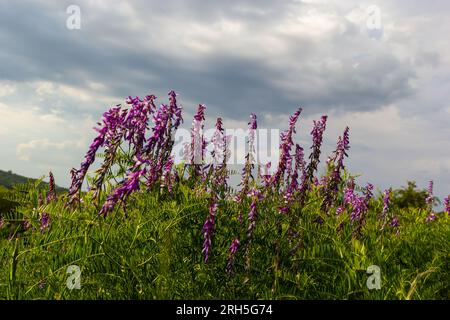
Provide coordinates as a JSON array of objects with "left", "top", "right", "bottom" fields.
[{"left": 0, "top": 0, "right": 449, "bottom": 200}]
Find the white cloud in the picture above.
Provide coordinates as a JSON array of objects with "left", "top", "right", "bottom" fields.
[
  {"left": 17, "top": 139, "right": 81, "bottom": 161},
  {"left": 34, "top": 81, "right": 55, "bottom": 96},
  {"left": 0, "top": 82, "right": 16, "bottom": 97}
]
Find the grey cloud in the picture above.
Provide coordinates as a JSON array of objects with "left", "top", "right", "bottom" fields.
[{"left": 0, "top": 0, "right": 421, "bottom": 122}]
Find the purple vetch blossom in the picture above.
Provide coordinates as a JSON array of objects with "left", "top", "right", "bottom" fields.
[
  {"left": 68, "top": 168, "right": 79, "bottom": 201},
  {"left": 336, "top": 206, "right": 344, "bottom": 215},
  {"left": 192, "top": 104, "right": 207, "bottom": 165},
  {"left": 349, "top": 196, "right": 367, "bottom": 221},
  {"left": 363, "top": 183, "right": 374, "bottom": 202},
  {"left": 246, "top": 188, "right": 264, "bottom": 241},
  {"left": 278, "top": 189, "right": 293, "bottom": 214},
  {"left": 261, "top": 162, "right": 272, "bottom": 187},
  {"left": 425, "top": 180, "right": 434, "bottom": 208},
  {"left": 124, "top": 95, "right": 151, "bottom": 155},
  {"left": 99, "top": 159, "right": 148, "bottom": 218},
  {"left": 237, "top": 114, "right": 259, "bottom": 204},
  {"left": 182, "top": 142, "right": 191, "bottom": 163},
  {"left": 68, "top": 124, "right": 107, "bottom": 205},
  {"left": 313, "top": 177, "right": 319, "bottom": 187},
  {"left": 347, "top": 183, "right": 372, "bottom": 221},
  {"left": 311, "top": 116, "right": 328, "bottom": 147},
  {"left": 343, "top": 186, "right": 355, "bottom": 206},
  {"left": 322, "top": 127, "right": 350, "bottom": 212},
  {"left": 186, "top": 104, "right": 207, "bottom": 180},
  {"left": 46, "top": 171, "right": 57, "bottom": 203},
  {"left": 444, "top": 195, "right": 450, "bottom": 216},
  {"left": 39, "top": 212, "right": 51, "bottom": 232},
  {"left": 38, "top": 280, "right": 46, "bottom": 290},
  {"left": 168, "top": 90, "right": 183, "bottom": 130},
  {"left": 344, "top": 183, "right": 372, "bottom": 237},
  {"left": 211, "top": 117, "right": 225, "bottom": 166},
  {"left": 226, "top": 238, "right": 240, "bottom": 275},
  {"left": 161, "top": 156, "right": 174, "bottom": 193},
  {"left": 279, "top": 145, "right": 304, "bottom": 215},
  {"left": 233, "top": 194, "right": 242, "bottom": 204},
  {"left": 229, "top": 237, "right": 240, "bottom": 256},
  {"left": 390, "top": 216, "right": 400, "bottom": 236},
  {"left": 380, "top": 188, "right": 392, "bottom": 230},
  {"left": 290, "top": 144, "right": 304, "bottom": 192},
  {"left": 202, "top": 198, "right": 218, "bottom": 263},
  {"left": 285, "top": 157, "right": 293, "bottom": 186},
  {"left": 153, "top": 91, "right": 183, "bottom": 167},
  {"left": 210, "top": 119, "right": 231, "bottom": 197},
  {"left": 248, "top": 113, "right": 257, "bottom": 163},
  {"left": 68, "top": 106, "right": 125, "bottom": 206},
  {"left": 92, "top": 105, "right": 128, "bottom": 200},
  {"left": 319, "top": 176, "right": 328, "bottom": 188},
  {"left": 22, "top": 218, "right": 31, "bottom": 231},
  {"left": 327, "top": 127, "right": 350, "bottom": 169},
  {"left": 382, "top": 188, "right": 391, "bottom": 217},
  {"left": 299, "top": 115, "right": 327, "bottom": 196},
  {"left": 38, "top": 194, "right": 44, "bottom": 207},
  {"left": 272, "top": 108, "right": 302, "bottom": 187},
  {"left": 425, "top": 213, "right": 437, "bottom": 223},
  {"left": 144, "top": 104, "right": 170, "bottom": 155},
  {"left": 390, "top": 216, "right": 399, "bottom": 228},
  {"left": 425, "top": 180, "right": 437, "bottom": 222}
]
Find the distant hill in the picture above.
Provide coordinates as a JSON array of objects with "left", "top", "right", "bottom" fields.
[{"left": 0, "top": 169, "right": 67, "bottom": 193}]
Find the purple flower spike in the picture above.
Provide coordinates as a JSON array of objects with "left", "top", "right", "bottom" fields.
[
  {"left": 168, "top": 90, "right": 183, "bottom": 130},
  {"left": 426, "top": 180, "right": 434, "bottom": 208},
  {"left": 300, "top": 114, "right": 327, "bottom": 195},
  {"left": 202, "top": 198, "right": 218, "bottom": 263},
  {"left": 343, "top": 185, "right": 355, "bottom": 205},
  {"left": 211, "top": 117, "right": 226, "bottom": 165},
  {"left": 161, "top": 156, "right": 174, "bottom": 193},
  {"left": 99, "top": 160, "right": 148, "bottom": 218},
  {"left": 380, "top": 188, "right": 392, "bottom": 230},
  {"left": 248, "top": 113, "right": 257, "bottom": 162},
  {"left": 246, "top": 188, "right": 263, "bottom": 241},
  {"left": 188, "top": 104, "right": 207, "bottom": 178},
  {"left": 272, "top": 108, "right": 302, "bottom": 187},
  {"left": 390, "top": 215, "right": 400, "bottom": 236},
  {"left": 311, "top": 115, "right": 328, "bottom": 148},
  {"left": 444, "top": 195, "right": 450, "bottom": 216},
  {"left": 22, "top": 218, "right": 31, "bottom": 231},
  {"left": 382, "top": 188, "right": 391, "bottom": 217},
  {"left": 425, "top": 180, "right": 437, "bottom": 222},
  {"left": 390, "top": 216, "right": 399, "bottom": 228},
  {"left": 46, "top": 171, "right": 57, "bottom": 203},
  {"left": 39, "top": 212, "right": 51, "bottom": 232},
  {"left": 68, "top": 106, "right": 127, "bottom": 206},
  {"left": 227, "top": 238, "right": 240, "bottom": 274},
  {"left": 363, "top": 183, "right": 374, "bottom": 202},
  {"left": 290, "top": 144, "right": 304, "bottom": 191},
  {"left": 425, "top": 213, "right": 437, "bottom": 223},
  {"left": 237, "top": 114, "right": 259, "bottom": 205}
]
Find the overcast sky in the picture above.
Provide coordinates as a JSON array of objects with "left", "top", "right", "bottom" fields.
[{"left": 0, "top": 0, "right": 449, "bottom": 200}]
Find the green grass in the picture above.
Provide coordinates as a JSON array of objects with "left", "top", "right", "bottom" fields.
[
  {"left": 0, "top": 181, "right": 449, "bottom": 300},
  {"left": 0, "top": 169, "right": 66, "bottom": 192}
]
